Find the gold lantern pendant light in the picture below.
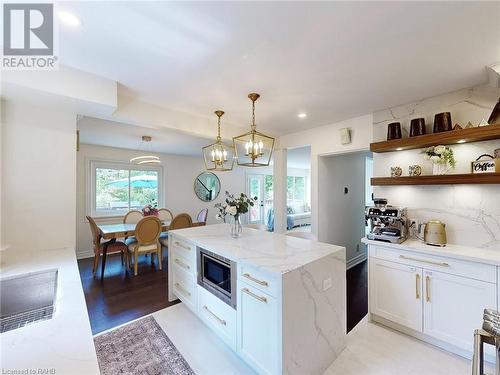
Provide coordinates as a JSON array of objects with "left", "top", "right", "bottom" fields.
[
  {"left": 130, "top": 136, "right": 160, "bottom": 165},
  {"left": 202, "top": 110, "right": 235, "bottom": 171},
  {"left": 233, "top": 93, "right": 275, "bottom": 167}
]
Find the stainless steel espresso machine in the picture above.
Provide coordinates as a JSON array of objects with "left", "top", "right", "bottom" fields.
[{"left": 365, "top": 198, "right": 408, "bottom": 244}]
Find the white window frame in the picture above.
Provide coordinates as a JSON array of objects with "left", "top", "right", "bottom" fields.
[{"left": 87, "top": 159, "right": 164, "bottom": 218}]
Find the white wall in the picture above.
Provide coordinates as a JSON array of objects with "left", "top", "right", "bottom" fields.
[
  {"left": 373, "top": 84, "right": 500, "bottom": 249},
  {"left": 319, "top": 152, "right": 368, "bottom": 264},
  {"left": 1, "top": 100, "right": 77, "bottom": 252},
  {"left": 277, "top": 114, "right": 373, "bottom": 235},
  {"left": 76, "top": 144, "right": 246, "bottom": 258}
]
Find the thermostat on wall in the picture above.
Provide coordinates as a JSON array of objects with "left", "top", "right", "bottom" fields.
[{"left": 340, "top": 127, "right": 351, "bottom": 145}]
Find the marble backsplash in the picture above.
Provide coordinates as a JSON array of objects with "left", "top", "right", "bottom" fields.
[{"left": 372, "top": 84, "right": 500, "bottom": 250}]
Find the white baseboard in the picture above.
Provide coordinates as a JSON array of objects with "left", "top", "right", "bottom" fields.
[
  {"left": 77, "top": 249, "right": 94, "bottom": 259},
  {"left": 347, "top": 252, "right": 367, "bottom": 270}
]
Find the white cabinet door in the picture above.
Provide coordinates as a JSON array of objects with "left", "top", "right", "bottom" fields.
[
  {"left": 237, "top": 281, "right": 279, "bottom": 375},
  {"left": 423, "top": 270, "right": 496, "bottom": 353},
  {"left": 369, "top": 258, "right": 423, "bottom": 332}
]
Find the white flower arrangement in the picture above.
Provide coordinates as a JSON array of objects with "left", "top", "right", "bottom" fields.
[
  {"left": 214, "top": 191, "right": 257, "bottom": 222},
  {"left": 422, "top": 145, "right": 456, "bottom": 168}
]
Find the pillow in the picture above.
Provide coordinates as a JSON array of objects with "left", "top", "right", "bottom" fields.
[{"left": 287, "top": 206, "right": 294, "bottom": 214}]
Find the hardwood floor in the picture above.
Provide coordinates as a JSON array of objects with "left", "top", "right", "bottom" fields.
[
  {"left": 78, "top": 252, "right": 179, "bottom": 334},
  {"left": 78, "top": 253, "right": 367, "bottom": 335},
  {"left": 346, "top": 260, "right": 368, "bottom": 333}
]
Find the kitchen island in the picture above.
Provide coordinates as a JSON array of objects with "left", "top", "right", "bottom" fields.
[{"left": 167, "top": 223, "right": 346, "bottom": 375}]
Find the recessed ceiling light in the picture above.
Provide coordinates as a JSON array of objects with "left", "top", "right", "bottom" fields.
[
  {"left": 457, "top": 139, "right": 466, "bottom": 144},
  {"left": 58, "top": 10, "right": 81, "bottom": 27},
  {"left": 297, "top": 113, "right": 307, "bottom": 118}
]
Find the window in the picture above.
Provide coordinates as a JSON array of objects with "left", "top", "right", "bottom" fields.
[
  {"left": 89, "top": 160, "right": 163, "bottom": 217},
  {"left": 287, "top": 176, "right": 305, "bottom": 204}
]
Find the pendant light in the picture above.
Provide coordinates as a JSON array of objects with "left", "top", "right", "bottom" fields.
[
  {"left": 202, "top": 110, "right": 235, "bottom": 171},
  {"left": 233, "top": 93, "right": 275, "bottom": 167},
  {"left": 130, "top": 136, "right": 160, "bottom": 165}
]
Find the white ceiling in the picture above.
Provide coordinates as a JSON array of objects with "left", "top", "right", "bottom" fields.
[
  {"left": 78, "top": 116, "right": 210, "bottom": 156},
  {"left": 59, "top": 2, "right": 500, "bottom": 136},
  {"left": 287, "top": 146, "right": 311, "bottom": 170}
]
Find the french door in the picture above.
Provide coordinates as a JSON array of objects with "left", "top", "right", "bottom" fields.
[{"left": 247, "top": 174, "right": 264, "bottom": 224}]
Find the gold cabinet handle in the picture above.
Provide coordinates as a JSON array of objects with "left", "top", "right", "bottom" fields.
[
  {"left": 174, "top": 282, "right": 191, "bottom": 296},
  {"left": 174, "top": 241, "right": 191, "bottom": 250},
  {"left": 242, "top": 287, "right": 267, "bottom": 303},
  {"left": 416, "top": 273, "right": 420, "bottom": 299},
  {"left": 426, "top": 275, "right": 431, "bottom": 302},
  {"left": 203, "top": 305, "right": 226, "bottom": 326},
  {"left": 400, "top": 255, "right": 449, "bottom": 268},
  {"left": 174, "top": 258, "right": 190, "bottom": 270},
  {"left": 242, "top": 273, "right": 269, "bottom": 286}
]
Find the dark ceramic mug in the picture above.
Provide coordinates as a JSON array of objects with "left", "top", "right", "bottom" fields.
[
  {"left": 410, "top": 118, "right": 426, "bottom": 137},
  {"left": 387, "top": 122, "right": 402, "bottom": 140},
  {"left": 433, "top": 112, "right": 452, "bottom": 133}
]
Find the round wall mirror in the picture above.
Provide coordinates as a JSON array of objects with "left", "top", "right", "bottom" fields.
[{"left": 194, "top": 172, "right": 221, "bottom": 202}]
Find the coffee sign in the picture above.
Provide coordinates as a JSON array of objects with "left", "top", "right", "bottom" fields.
[{"left": 471, "top": 155, "right": 500, "bottom": 174}]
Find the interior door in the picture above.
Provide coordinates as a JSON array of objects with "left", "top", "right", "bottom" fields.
[
  {"left": 369, "top": 258, "right": 423, "bottom": 332},
  {"left": 247, "top": 174, "right": 264, "bottom": 224}
]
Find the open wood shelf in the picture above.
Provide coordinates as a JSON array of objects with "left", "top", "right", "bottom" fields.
[
  {"left": 371, "top": 173, "right": 500, "bottom": 186},
  {"left": 370, "top": 125, "right": 500, "bottom": 153}
]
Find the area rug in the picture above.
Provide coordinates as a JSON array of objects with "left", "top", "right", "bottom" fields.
[{"left": 94, "top": 316, "right": 195, "bottom": 375}]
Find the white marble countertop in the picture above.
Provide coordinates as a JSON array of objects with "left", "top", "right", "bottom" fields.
[
  {"left": 170, "top": 223, "right": 346, "bottom": 274},
  {"left": 0, "top": 246, "right": 100, "bottom": 375},
  {"left": 362, "top": 237, "right": 500, "bottom": 266}
]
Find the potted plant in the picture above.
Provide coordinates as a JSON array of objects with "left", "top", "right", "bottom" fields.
[
  {"left": 422, "top": 145, "right": 456, "bottom": 175},
  {"left": 142, "top": 199, "right": 159, "bottom": 216}
]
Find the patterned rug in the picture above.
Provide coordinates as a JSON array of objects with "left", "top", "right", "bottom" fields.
[{"left": 94, "top": 316, "right": 195, "bottom": 375}]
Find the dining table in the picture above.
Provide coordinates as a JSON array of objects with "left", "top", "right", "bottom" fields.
[{"left": 96, "top": 220, "right": 171, "bottom": 280}]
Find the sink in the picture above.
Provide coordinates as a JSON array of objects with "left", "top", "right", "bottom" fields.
[{"left": 0, "top": 269, "right": 58, "bottom": 333}]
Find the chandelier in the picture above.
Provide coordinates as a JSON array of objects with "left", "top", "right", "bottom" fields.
[
  {"left": 130, "top": 136, "right": 160, "bottom": 165},
  {"left": 233, "top": 93, "right": 275, "bottom": 167},
  {"left": 202, "top": 110, "right": 235, "bottom": 171}
]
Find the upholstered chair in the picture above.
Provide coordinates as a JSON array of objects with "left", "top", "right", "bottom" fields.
[
  {"left": 192, "top": 208, "right": 208, "bottom": 227},
  {"left": 86, "top": 216, "right": 128, "bottom": 275},
  {"left": 160, "top": 213, "right": 192, "bottom": 248},
  {"left": 125, "top": 216, "right": 162, "bottom": 276}
]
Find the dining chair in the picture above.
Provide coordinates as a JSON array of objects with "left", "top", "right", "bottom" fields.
[
  {"left": 125, "top": 216, "right": 163, "bottom": 276},
  {"left": 123, "top": 210, "right": 143, "bottom": 224},
  {"left": 86, "top": 216, "right": 128, "bottom": 275},
  {"left": 160, "top": 213, "right": 192, "bottom": 247},
  {"left": 192, "top": 208, "right": 208, "bottom": 227},
  {"left": 158, "top": 208, "right": 174, "bottom": 222},
  {"left": 244, "top": 223, "right": 268, "bottom": 231},
  {"left": 287, "top": 231, "right": 317, "bottom": 241}
]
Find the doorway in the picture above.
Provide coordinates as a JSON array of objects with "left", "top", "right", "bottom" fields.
[
  {"left": 247, "top": 173, "right": 273, "bottom": 226},
  {"left": 286, "top": 146, "right": 311, "bottom": 234}
]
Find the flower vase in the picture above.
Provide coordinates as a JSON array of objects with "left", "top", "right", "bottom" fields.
[
  {"left": 230, "top": 215, "right": 242, "bottom": 238},
  {"left": 432, "top": 163, "right": 450, "bottom": 175}
]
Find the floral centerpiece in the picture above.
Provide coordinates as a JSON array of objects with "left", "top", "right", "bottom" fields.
[
  {"left": 215, "top": 191, "right": 257, "bottom": 238},
  {"left": 422, "top": 145, "right": 456, "bottom": 175},
  {"left": 142, "top": 200, "right": 159, "bottom": 216}
]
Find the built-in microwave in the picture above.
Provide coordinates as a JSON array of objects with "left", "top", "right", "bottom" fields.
[{"left": 197, "top": 247, "right": 237, "bottom": 309}]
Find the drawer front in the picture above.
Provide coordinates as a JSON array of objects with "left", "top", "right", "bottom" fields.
[
  {"left": 370, "top": 245, "right": 496, "bottom": 283},
  {"left": 238, "top": 263, "right": 279, "bottom": 297},
  {"left": 172, "top": 264, "right": 196, "bottom": 311},
  {"left": 197, "top": 286, "right": 237, "bottom": 350},
  {"left": 171, "top": 248, "right": 196, "bottom": 278},
  {"left": 170, "top": 235, "right": 196, "bottom": 260}
]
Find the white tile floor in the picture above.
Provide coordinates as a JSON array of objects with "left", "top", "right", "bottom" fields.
[{"left": 102, "top": 303, "right": 490, "bottom": 375}]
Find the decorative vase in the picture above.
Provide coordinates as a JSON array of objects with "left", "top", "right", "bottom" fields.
[
  {"left": 432, "top": 163, "right": 450, "bottom": 175},
  {"left": 230, "top": 215, "right": 242, "bottom": 238}
]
